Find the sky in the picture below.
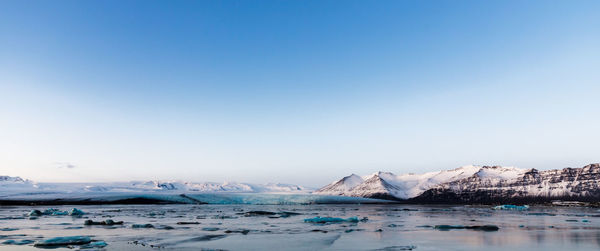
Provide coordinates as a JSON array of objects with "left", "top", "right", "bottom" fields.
[{"left": 1, "top": 0, "right": 599, "bottom": 187}]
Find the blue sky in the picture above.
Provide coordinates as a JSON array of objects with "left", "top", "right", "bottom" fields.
[{"left": 1, "top": 0, "right": 599, "bottom": 186}]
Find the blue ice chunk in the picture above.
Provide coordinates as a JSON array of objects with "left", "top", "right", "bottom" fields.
[
  {"left": 2, "top": 239, "right": 34, "bottom": 245},
  {"left": 68, "top": 208, "right": 85, "bottom": 216},
  {"left": 81, "top": 241, "right": 108, "bottom": 248},
  {"left": 28, "top": 210, "right": 42, "bottom": 216},
  {"left": 34, "top": 236, "right": 92, "bottom": 247},
  {"left": 35, "top": 208, "right": 84, "bottom": 216},
  {"left": 527, "top": 212, "right": 556, "bottom": 216},
  {"left": 43, "top": 208, "right": 68, "bottom": 215},
  {"left": 304, "top": 216, "right": 359, "bottom": 223},
  {"left": 132, "top": 224, "right": 154, "bottom": 228},
  {"left": 492, "top": 205, "right": 529, "bottom": 211}
]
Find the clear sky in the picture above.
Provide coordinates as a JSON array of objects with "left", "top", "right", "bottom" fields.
[{"left": 1, "top": 0, "right": 599, "bottom": 187}]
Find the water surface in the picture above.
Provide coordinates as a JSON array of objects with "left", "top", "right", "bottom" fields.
[{"left": 1, "top": 204, "right": 599, "bottom": 250}]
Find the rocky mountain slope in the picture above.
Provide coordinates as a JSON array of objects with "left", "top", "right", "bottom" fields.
[
  {"left": 316, "top": 164, "right": 600, "bottom": 203},
  {"left": 415, "top": 164, "right": 600, "bottom": 203},
  {"left": 314, "top": 165, "right": 483, "bottom": 200}
]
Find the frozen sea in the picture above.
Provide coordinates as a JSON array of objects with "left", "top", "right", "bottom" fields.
[{"left": 1, "top": 204, "right": 600, "bottom": 250}]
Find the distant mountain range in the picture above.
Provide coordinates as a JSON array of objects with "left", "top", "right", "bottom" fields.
[
  {"left": 3, "top": 163, "right": 599, "bottom": 204},
  {"left": 0, "top": 177, "right": 309, "bottom": 198},
  {"left": 314, "top": 164, "right": 600, "bottom": 203}
]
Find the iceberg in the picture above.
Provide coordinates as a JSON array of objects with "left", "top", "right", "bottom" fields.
[
  {"left": 304, "top": 216, "right": 359, "bottom": 223},
  {"left": 81, "top": 241, "right": 108, "bottom": 248},
  {"left": 43, "top": 208, "right": 68, "bottom": 215},
  {"left": 26, "top": 208, "right": 86, "bottom": 216},
  {"left": 28, "top": 209, "right": 42, "bottom": 216},
  {"left": 177, "top": 221, "right": 200, "bottom": 225},
  {"left": 132, "top": 224, "right": 154, "bottom": 228},
  {"left": 84, "top": 219, "right": 123, "bottom": 226},
  {"left": 34, "top": 236, "right": 92, "bottom": 247},
  {"left": 434, "top": 225, "right": 499, "bottom": 231},
  {"left": 492, "top": 205, "right": 529, "bottom": 211},
  {"left": 2, "top": 239, "right": 34, "bottom": 245},
  {"left": 244, "top": 210, "right": 277, "bottom": 216},
  {"left": 68, "top": 208, "right": 85, "bottom": 216}
]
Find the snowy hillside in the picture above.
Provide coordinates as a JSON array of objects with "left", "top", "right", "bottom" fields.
[
  {"left": 417, "top": 164, "right": 600, "bottom": 203},
  {"left": 315, "top": 164, "right": 600, "bottom": 202},
  {"left": 314, "top": 165, "right": 485, "bottom": 199},
  {"left": 4, "top": 163, "right": 599, "bottom": 204},
  {"left": 0, "top": 176, "right": 311, "bottom": 199},
  {"left": 0, "top": 176, "right": 395, "bottom": 205},
  {"left": 315, "top": 174, "right": 364, "bottom": 195},
  {"left": 0, "top": 176, "right": 37, "bottom": 190}
]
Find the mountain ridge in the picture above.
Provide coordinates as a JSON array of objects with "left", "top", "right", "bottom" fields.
[
  {"left": 0, "top": 178, "right": 311, "bottom": 196},
  {"left": 315, "top": 164, "right": 600, "bottom": 203}
]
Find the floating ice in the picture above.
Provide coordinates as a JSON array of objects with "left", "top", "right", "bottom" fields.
[
  {"left": 304, "top": 216, "right": 359, "bottom": 223},
  {"left": 28, "top": 210, "right": 42, "bottom": 216},
  {"left": 177, "top": 221, "right": 200, "bottom": 225},
  {"left": 81, "top": 241, "right": 108, "bottom": 248},
  {"left": 84, "top": 219, "right": 123, "bottom": 226},
  {"left": 244, "top": 211, "right": 277, "bottom": 216},
  {"left": 278, "top": 211, "right": 301, "bottom": 217},
  {"left": 434, "top": 225, "right": 499, "bottom": 231},
  {"left": 373, "top": 245, "right": 417, "bottom": 251},
  {"left": 68, "top": 208, "right": 85, "bottom": 216},
  {"left": 183, "top": 235, "right": 226, "bottom": 242},
  {"left": 492, "top": 205, "right": 529, "bottom": 211},
  {"left": 43, "top": 208, "right": 68, "bottom": 215},
  {"left": 527, "top": 212, "right": 556, "bottom": 216},
  {"left": 28, "top": 208, "right": 86, "bottom": 217},
  {"left": 224, "top": 229, "right": 250, "bottom": 234},
  {"left": 34, "top": 236, "right": 92, "bottom": 247},
  {"left": 132, "top": 224, "right": 154, "bottom": 228},
  {"left": 2, "top": 239, "right": 34, "bottom": 245}
]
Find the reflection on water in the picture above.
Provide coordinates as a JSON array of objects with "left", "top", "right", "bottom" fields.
[{"left": 0, "top": 204, "right": 599, "bottom": 250}]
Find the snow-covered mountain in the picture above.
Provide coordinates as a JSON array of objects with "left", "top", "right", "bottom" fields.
[
  {"left": 315, "top": 164, "right": 600, "bottom": 202},
  {"left": 315, "top": 174, "right": 364, "bottom": 195},
  {"left": 0, "top": 176, "right": 37, "bottom": 190},
  {"left": 0, "top": 176, "right": 27, "bottom": 183},
  {"left": 416, "top": 164, "right": 600, "bottom": 203},
  {"left": 314, "top": 165, "right": 483, "bottom": 199},
  {"left": 5, "top": 163, "right": 599, "bottom": 204},
  {"left": 0, "top": 176, "right": 311, "bottom": 198},
  {"left": 0, "top": 176, "right": 389, "bottom": 205}
]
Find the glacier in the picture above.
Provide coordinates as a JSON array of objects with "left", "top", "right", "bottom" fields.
[{"left": 0, "top": 176, "right": 390, "bottom": 205}]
